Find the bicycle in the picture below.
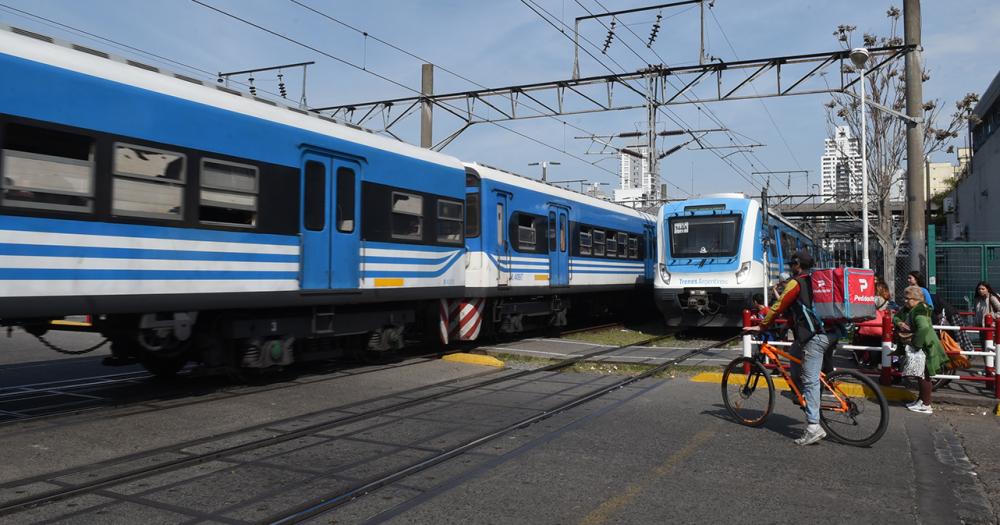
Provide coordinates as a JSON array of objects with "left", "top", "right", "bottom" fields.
[{"left": 721, "top": 341, "right": 889, "bottom": 447}]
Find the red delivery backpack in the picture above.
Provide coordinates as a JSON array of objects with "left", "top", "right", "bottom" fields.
[{"left": 810, "top": 268, "right": 877, "bottom": 323}]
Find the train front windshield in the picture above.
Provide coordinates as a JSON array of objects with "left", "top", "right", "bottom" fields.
[{"left": 668, "top": 215, "right": 742, "bottom": 258}]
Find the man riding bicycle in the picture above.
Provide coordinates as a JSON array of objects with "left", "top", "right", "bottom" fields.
[{"left": 747, "top": 250, "right": 842, "bottom": 446}]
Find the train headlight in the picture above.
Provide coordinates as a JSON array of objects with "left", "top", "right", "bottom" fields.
[
  {"left": 735, "top": 261, "right": 752, "bottom": 284},
  {"left": 658, "top": 263, "right": 671, "bottom": 284}
]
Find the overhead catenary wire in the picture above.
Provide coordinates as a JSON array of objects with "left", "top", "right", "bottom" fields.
[
  {"left": 584, "top": 0, "right": 774, "bottom": 189},
  {"left": 0, "top": 2, "right": 286, "bottom": 100},
  {"left": 284, "top": 0, "right": 678, "bottom": 194},
  {"left": 528, "top": 0, "right": 766, "bottom": 192},
  {"left": 706, "top": 3, "right": 806, "bottom": 174},
  {"left": 188, "top": 0, "right": 629, "bottom": 185}
]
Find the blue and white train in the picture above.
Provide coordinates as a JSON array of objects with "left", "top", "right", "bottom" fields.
[
  {"left": 0, "top": 25, "right": 654, "bottom": 375},
  {"left": 653, "top": 194, "right": 819, "bottom": 327}
]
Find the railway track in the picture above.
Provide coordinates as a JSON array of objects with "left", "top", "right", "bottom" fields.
[
  {"left": 0, "top": 320, "right": 640, "bottom": 427},
  {"left": 0, "top": 327, "right": 738, "bottom": 522}
]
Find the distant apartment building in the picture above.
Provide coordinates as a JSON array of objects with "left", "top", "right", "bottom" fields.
[
  {"left": 948, "top": 71, "right": 1000, "bottom": 241},
  {"left": 613, "top": 145, "right": 659, "bottom": 208},
  {"left": 820, "top": 126, "right": 861, "bottom": 201}
]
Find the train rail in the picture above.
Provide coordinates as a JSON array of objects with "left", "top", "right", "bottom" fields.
[{"left": 0, "top": 328, "right": 737, "bottom": 521}]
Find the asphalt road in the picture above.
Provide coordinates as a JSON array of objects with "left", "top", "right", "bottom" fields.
[{"left": 1, "top": 333, "right": 997, "bottom": 524}]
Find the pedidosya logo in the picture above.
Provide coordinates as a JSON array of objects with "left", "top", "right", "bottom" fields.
[{"left": 852, "top": 277, "right": 875, "bottom": 303}]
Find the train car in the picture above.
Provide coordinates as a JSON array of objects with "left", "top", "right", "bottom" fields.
[
  {"left": 440, "top": 163, "right": 655, "bottom": 341},
  {"left": 653, "top": 194, "right": 817, "bottom": 327},
  {"left": 0, "top": 25, "right": 470, "bottom": 373},
  {"left": 0, "top": 25, "right": 657, "bottom": 375}
]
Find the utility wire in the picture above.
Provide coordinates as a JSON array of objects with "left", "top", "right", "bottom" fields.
[
  {"left": 190, "top": 0, "right": 626, "bottom": 183},
  {"left": 285, "top": 0, "right": 661, "bottom": 192},
  {"left": 707, "top": 4, "right": 806, "bottom": 173},
  {"left": 585, "top": 0, "right": 773, "bottom": 189},
  {"left": 531, "top": 0, "right": 764, "bottom": 191},
  {"left": 0, "top": 2, "right": 286, "bottom": 99}
]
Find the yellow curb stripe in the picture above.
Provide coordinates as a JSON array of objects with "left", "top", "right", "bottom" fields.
[
  {"left": 995, "top": 402, "right": 1000, "bottom": 417},
  {"left": 692, "top": 371, "right": 917, "bottom": 402},
  {"left": 441, "top": 353, "right": 505, "bottom": 368},
  {"left": 50, "top": 320, "right": 92, "bottom": 327}
]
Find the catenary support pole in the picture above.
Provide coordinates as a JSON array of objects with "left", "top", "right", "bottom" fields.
[
  {"left": 421, "top": 63, "right": 433, "bottom": 148},
  {"left": 904, "top": 0, "right": 926, "bottom": 274}
]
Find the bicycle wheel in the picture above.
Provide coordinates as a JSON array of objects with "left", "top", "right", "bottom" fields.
[
  {"left": 820, "top": 369, "right": 889, "bottom": 447},
  {"left": 721, "top": 357, "right": 774, "bottom": 427}
]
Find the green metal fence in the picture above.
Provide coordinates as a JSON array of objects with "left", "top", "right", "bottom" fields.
[{"left": 928, "top": 226, "right": 1000, "bottom": 311}]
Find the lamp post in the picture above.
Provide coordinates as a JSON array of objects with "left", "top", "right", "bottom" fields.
[{"left": 850, "top": 47, "right": 871, "bottom": 270}]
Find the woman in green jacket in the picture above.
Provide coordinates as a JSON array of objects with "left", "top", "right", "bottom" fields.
[{"left": 893, "top": 286, "right": 949, "bottom": 414}]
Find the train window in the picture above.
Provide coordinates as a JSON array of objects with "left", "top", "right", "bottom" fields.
[
  {"left": 560, "top": 218, "right": 567, "bottom": 252},
  {"left": 437, "top": 199, "right": 463, "bottom": 244},
  {"left": 593, "top": 230, "right": 605, "bottom": 257},
  {"left": 606, "top": 232, "right": 617, "bottom": 257},
  {"left": 548, "top": 212, "right": 557, "bottom": 251},
  {"left": 391, "top": 191, "right": 423, "bottom": 240},
  {"left": 112, "top": 143, "right": 185, "bottom": 220},
  {"left": 335, "top": 167, "right": 355, "bottom": 232},
  {"left": 1, "top": 124, "right": 94, "bottom": 212},
  {"left": 628, "top": 236, "right": 638, "bottom": 259},
  {"left": 579, "top": 230, "right": 592, "bottom": 256},
  {"left": 780, "top": 231, "right": 795, "bottom": 261},
  {"left": 200, "top": 159, "right": 259, "bottom": 227},
  {"left": 303, "top": 161, "right": 325, "bottom": 231},
  {"left": 668, "top": 215, "right": 742, "bottom": 258},
  {"left": 617, "top": 233, "right": 627, "bottom": 258},
  {"left": 517, "top": 214, "right": 538, "bottom": 250},
  {"left": 496, "top": 204, "right": 504, "bottom": 249},
  {"left": 465, "top": 193, "right": 480, "bottom": 238}
]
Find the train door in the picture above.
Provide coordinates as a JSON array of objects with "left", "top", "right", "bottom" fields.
[
  {"left": 300, "top": 152, "right": 361, "bottom": 290},
  {"left": 495, "top": 191, "right": 511, "bottom": 286},
  {"left": 547, "top": 205, "right": 569, "bottom": 287},
  {"left": 644, "top": 224, "right": 656, "bottom": 281}
]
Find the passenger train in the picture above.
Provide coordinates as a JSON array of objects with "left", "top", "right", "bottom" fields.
[
  {"left": 653, "top": 194, "right": 822, "bottom": 327},
  {"left": 0, "top": 25, "right": 654, "bottom": 375}
]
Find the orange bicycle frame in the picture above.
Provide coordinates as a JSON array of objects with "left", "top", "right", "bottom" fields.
[{"left": 757, "top": 343, "right": 851, "bottom": 413}]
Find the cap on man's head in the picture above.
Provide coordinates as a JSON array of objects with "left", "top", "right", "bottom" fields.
[{"left": 787, "top": 250, "right": 814, "bottom": 270}]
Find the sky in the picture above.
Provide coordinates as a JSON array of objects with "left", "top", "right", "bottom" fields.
[{"left": 1, "top": 0, "right": 997, "bottom": 199}]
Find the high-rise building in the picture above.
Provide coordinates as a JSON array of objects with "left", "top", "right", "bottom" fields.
[
  {"left": 820, "top": 126, "right": 861, "bottom": 201},
  {"left": 613, "top": 146, "right": 659, "bottom": 208}
]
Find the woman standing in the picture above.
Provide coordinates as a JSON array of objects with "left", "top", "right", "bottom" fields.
[
  {"left": 972, "top": 281, "right": 1000, "bottom": 327},
  {"left": 907, "top": 271, "right": 934, "bottom": 309},
  {"left": 893, "top": 286, "right": 949, "bottom": 414}
]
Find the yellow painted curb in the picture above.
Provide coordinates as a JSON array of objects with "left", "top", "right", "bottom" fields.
[
  {"left": 442, "top": 353, "right": 505, "bottom": 368},
  {"left": 995, "top": 402, "right": 1000, "bottom": 417},
  {"left": 692, "top": 371, "right": 917, "bottom": 403}
]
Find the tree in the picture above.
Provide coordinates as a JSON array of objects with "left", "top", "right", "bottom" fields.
[{"left": 823, "top": 6, "right": 978, "bottom": 289}]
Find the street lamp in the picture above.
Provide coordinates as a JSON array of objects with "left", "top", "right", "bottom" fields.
[
  {"left": 850, "top": 46, "right": 871, "bottom": 270},
  {"left": 528, "top": 161, "right": 560, "bottom": 182}
]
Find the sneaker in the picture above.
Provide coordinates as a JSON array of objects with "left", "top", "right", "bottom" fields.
[
  {"left": 907, "top": 402, "right": 933, "bottom": 414},
  {"left": 794, "top": 424, "right": 826, "bottom": 446},
  {"left": 905, "top": 399, "right": 922, "bottom": 409}
]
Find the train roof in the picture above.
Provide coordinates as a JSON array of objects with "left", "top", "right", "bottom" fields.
[
  {"left": 466, "top": 162, "right": 654, "bottom": 220},
  {"left": 0, "top": 24, "right": 464, "bottom": 171}
]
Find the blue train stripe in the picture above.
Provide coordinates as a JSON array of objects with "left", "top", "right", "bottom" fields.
[
  {"left": 363, "top": 251, "right": 462, "bottom": 278},
  {"left": 362, "top": 254, "right": 454, "bottom": 265},
  {"left": 0, "top": 243, "right": 298, "bottom": 263},
  {"left": 0, "top": 269, "right": 298, "bottom": 280},
  {"left": 0, "top": 215, "right": 299, "bottom": 246}
]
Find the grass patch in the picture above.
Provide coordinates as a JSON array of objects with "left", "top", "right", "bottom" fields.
[
  {"left": 561, "top": 321, "right": 677, "bottom": 347},
  {"left": 488, "top": 351, "right": 720, "bottom": 378}
]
